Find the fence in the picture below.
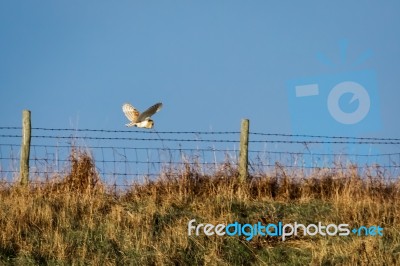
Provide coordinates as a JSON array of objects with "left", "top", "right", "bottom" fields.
[{"left": 0, "top": 111, "right": 400, "bottom": 188}]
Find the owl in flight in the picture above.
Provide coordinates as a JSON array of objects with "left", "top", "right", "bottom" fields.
[{"left": 122, "top": 102, "right": 163, "bottom": 129}]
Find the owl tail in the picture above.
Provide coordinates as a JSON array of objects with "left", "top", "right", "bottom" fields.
[{"left": 125, "top": 122, "right": 137, "bottom": 127}]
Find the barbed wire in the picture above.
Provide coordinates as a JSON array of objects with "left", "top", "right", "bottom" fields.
[
  {"left": 0, "top": 127, "right": 240, "bottom": 135},
  {"left": 2, "top": 143, "right": 400, "bottom": 157},
  {"left": 2, "top": 134, "right": 400, "bottom": 145},
  {"left": 31, "top": 135, "right": 241, "bottom": 142},
  {"left": 250, "top": 132, "right": 400, "bottom": 141},
  {"left": 1, "top": 126, "right": 400, "bottom": 141}
]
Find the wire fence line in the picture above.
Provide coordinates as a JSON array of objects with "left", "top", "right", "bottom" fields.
[
  {"left": 2, "top": 126, "right": 400, "bottom": 141},
  {"left": 0, "top": 126, "right": 399, "bottom": 187},
  {"left": 3, "top": 134, "right": 400, "bottom": 145}
]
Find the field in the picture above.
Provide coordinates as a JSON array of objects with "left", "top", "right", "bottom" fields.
[{"left": 0, "top": 149, "right": 399, "bottom": 265}]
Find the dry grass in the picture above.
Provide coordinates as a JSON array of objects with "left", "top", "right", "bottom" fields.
[{"left": 0, "top": 148, "right": 399, "bottom": 265}]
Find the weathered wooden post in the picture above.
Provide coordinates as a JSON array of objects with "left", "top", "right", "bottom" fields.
[
  {"left": 239, "top": 119, "right": 249, "bottom": 182},
  {"left": 20, "top": 110, "right": 31, "bottom": 185}
]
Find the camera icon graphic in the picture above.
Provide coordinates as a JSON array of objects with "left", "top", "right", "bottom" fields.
[
  {"left": 287, "top": 70, "right": 380, "bottom": 136},
  {"left": 286, "top": 41, "right": 381, "bottom": 161}
]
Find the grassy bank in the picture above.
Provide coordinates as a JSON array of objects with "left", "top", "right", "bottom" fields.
[{"left": 0, "top": 150, "right": 399, "bottom": 265}]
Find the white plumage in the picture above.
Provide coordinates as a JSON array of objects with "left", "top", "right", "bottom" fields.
[{"left": 122, "top": 102, "right": 163, "bottom": 129}]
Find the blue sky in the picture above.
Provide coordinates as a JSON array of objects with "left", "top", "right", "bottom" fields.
[{"left": 1, "top": 1, "right": 399, "bottom": 137}]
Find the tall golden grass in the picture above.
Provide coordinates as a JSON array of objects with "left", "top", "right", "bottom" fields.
[{"left": 0, "top": 148, "right": 399, "bottom": 265}]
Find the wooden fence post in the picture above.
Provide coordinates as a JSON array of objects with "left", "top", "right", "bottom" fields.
[
  {"left": 239, "top": 119, "right": 249, "bottom": 182},
  {"left": 20, "top": 110, "right": 31, "bottom": 186}
]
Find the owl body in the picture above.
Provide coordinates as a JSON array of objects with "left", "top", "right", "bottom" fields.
[
  {"left": 126, "top": 119, "right": 154, "bottom": 128},
  {"left": 122, "top": 102, "right": 162, "bottom": 129}
]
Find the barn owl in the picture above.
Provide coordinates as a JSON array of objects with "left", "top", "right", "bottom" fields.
[{"left": 122, "top": 102, "right": 163, "bottom": 128}]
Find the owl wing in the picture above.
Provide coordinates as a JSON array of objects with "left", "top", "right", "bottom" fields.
[
  {"left": 122, "top": 103, "right": 140, "bottom": 122},
  {"left": 137, "top": 102, "right": 163, "bottom": 121}
]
